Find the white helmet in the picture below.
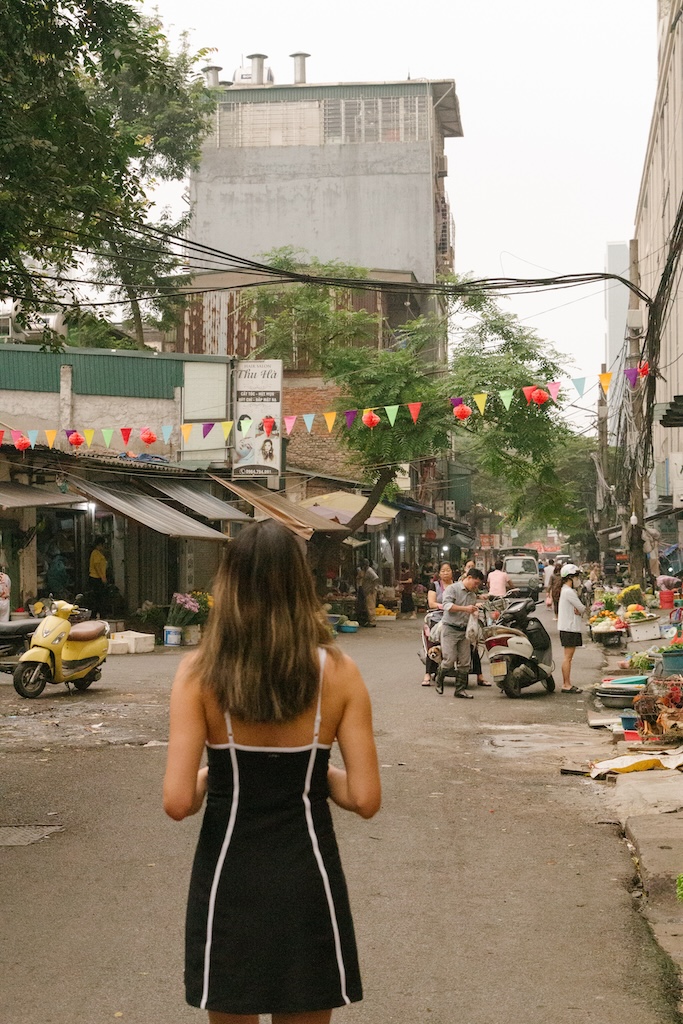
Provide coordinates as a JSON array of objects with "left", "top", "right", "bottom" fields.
[{"left": 560, "top": 563, "right": 581, "bottom": 578}]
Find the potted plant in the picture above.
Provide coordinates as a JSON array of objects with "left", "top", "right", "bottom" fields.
[{"left": 165, "top": 592, "right": 200, "bottom": 647}]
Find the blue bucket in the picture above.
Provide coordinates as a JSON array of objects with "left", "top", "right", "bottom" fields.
[{"left": 661, "top": 650, "right": 683, "bottom": 674}]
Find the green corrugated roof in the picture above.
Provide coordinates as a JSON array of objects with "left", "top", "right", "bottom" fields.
[
  {"left": 218, "top": 82, "right": 431, "bottom": 105},
  {"left": 0, "top": 347, "right": 185, "bottom": 398}
]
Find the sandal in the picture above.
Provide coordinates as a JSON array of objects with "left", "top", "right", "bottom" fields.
[
  {"left": 421, "top": 676, "right": 432, "bottom": 686},
  {"left": 560, "top": 685, "right": 583, "bottom": 693}
]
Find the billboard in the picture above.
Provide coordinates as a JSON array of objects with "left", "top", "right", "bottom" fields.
[{"left": 232, "top": 360, "right": 283, "bottom": 478}]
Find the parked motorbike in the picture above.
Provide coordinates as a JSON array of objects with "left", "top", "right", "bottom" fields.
[
  {"left": 483, "top": 595, "right": 555, "bottom": 698},
  {"left": 13, "top": 598, "right": 109, "bottom": 698},
  {"left": 0, "top": 617, "right": 44, "bottom": 675}
]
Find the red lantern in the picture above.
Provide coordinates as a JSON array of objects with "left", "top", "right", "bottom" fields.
[
  {"left": 140, "top": 428, "right": 157, "bottom": 445},
  {"left": 362, "top": 410, "right": 381, "bottom": 429},
  {"left": 453, "top": 404, "right": 472, "bottom": 421},
  {"left": 531, "top": 388, "right": 549, "bottom": 405},
  {"left": 15, "top": 435, "right": 30, "bottom": 451},
  {"left": 262, "top": 415, "right": 275, "bottom": 437},
  {"left": 68, "top": 431, "right": 85, "bottom": 447}
]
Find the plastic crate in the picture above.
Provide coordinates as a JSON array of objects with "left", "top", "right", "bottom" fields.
[{"left": 627, "top": 619, "right": 661, "bottom": 642}]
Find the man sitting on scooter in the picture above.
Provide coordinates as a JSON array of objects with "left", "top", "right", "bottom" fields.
[{"left": 436, "top": 568, "right": 486, "bottom": 699}]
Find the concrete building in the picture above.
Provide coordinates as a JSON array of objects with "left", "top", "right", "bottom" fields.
[
  {"left": 631, "top": 2, "right": 683, "bottom": 512},
  {"left": 190, "top": 53, "right": 462, "bottom": 291}
]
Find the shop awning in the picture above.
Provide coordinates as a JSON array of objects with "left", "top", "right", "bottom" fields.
[
  {"left": 0, "top": 482, "right": 79, "bottom": 509},
  {"left": 148, "top": 480, "right": 250, "bottom": 522},
  {"left": 70, "top": 480, "right": 228, "bottom": 541},
  {"left": 299, "top": 490, "right": 398, "bottom": 527},
  {"left": 210, "top": 477, "right": 348, "bottom": 541}
]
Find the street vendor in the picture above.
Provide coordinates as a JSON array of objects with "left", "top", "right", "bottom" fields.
[{"left": 558, "top": 563, "right": 585, "bottom": 694}]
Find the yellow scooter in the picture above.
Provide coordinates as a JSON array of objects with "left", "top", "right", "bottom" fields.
[{"left": 13, "top": 598, "right": 110, "bottom": 698}]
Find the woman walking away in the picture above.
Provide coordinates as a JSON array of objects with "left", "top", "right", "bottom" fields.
[
  {"left": 399, "top": 562, "right": 416, "bottom": 619},
  {"left": 557, "top": 563, "right": 585, "bottom": 693},
  {"left": 550, "top": 562, "right": 563, "bottom": 620},
  {"left": 164, "top": 521, "right": 381, "bottom": 1024}
]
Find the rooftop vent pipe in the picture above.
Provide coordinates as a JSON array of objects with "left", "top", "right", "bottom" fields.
[
  {"left": 247, "top": 53, "right": 268, "bottom": 85},
  {"left": 290, "top": 52, "right": 310, "bottom": 84},
  {"left": 202, "top": 65, "right": 222, "bottom": 88}
]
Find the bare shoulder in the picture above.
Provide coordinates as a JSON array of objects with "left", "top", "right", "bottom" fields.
[
  {"left": 171, "top": 651, "right": 203, "bottom": 694},
  {"left": 324, "top": 647, "right": 366, "bottom": 695}
]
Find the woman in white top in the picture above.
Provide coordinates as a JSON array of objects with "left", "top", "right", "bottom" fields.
[{"left": 557, "top": 564, "right": 585, "bottom": 693}]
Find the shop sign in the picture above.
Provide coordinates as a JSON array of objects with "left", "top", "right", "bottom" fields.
[
  {"left": 479, "top": 534, "right": 494, "bottom": 549},
  {"left": 232, "top": 360, "right": 283, "bottom": 478},
  {"left": 445, "top": 500, "right": 456, "bottom": 518}
]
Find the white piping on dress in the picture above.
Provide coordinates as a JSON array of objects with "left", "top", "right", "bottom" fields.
[
  {"left": 206, "top": 741, "right": 332, "bottom": 752},
  {"left": 200, "top": 724, "right": 240, "bottom": 1009},
  {"left": 302, "top": 650, "right": 350, "bottom": 1005}
]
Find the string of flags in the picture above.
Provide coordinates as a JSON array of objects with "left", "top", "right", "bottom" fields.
[{"left": 1, "top": 364, "right": 649, "bottom": 451}]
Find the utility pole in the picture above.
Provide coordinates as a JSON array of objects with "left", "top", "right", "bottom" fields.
[
  {"left": 627, "top": 238, "right": 646, "bottom": 587},
  {"left": 597, "top": 361, "right": 610, "bottom": 556}
]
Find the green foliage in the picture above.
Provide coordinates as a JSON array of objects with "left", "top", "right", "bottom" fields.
[
  {"left": 0, "top": 2, "right": 212, "bottom": 332},
  {"left": 252, "top": 249, "right": 380, "bottom": 369},
  {"left": 65, "top": 312, "right": 142, "bottom": 350}
]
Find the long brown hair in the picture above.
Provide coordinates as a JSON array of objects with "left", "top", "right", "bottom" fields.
[{"left": 195, "top": 521, "right": 334, "bottom": 722}]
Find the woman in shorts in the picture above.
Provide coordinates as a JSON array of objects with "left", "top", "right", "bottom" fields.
[{"left": 557, "top": 563, "right": 585, "bottom": 693}]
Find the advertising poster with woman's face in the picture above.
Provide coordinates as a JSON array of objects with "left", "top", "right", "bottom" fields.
[{"left": 232, "top": 361, "right": 283, "bottom": 478}]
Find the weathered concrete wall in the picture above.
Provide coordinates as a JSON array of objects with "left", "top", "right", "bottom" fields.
[{"left": 191, "top": 141, "right": 437, "bottom": 283}]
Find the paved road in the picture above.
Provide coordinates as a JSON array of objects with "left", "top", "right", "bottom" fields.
[{"left": 1, "top": 610, "right": 680, "bottom": 1024}]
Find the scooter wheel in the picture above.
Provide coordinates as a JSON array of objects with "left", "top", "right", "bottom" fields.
[
  {"left": 72, "top": 671, "right": 99, "bottom": 691},
  {"left": 13, "top": 663, "right": 48, "bottom": 699},
  {"left": 501, "top": 674, "right": 522, "bottom": 698},
  {"left": 542, "top": 675, "right": 556, "bottom": 693}
]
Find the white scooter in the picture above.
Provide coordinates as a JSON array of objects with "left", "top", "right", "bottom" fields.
[{"left": 483, "top": 595, "right": 555, "bottom": 698}]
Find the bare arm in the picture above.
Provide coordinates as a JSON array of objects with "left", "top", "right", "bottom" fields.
[
  {"left": 327, "top": 655, "right": 381, "bottom": 819},
  {"left": 427, "top": 588, "right": 441, "bottom": 610},
  {"left": 163, "top": 657, "right": 209, "bottom": 821}
]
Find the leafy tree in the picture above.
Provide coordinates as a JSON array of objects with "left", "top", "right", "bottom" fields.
[{"left": 0, "top": 2, "right": 212, "bottom": 343}]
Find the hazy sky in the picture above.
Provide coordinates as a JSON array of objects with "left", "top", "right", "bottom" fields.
[{"left": 143, "top": 0, "right": 658, "bottom": 426}]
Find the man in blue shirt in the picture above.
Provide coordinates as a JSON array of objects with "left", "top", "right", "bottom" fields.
[{"left": 436, "top": 569, "right": 486, "bottom": 698}]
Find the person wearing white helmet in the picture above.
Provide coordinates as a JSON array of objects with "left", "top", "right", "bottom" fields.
[{"left": 557, "top": 564, "right": 585, "bottom": 693}]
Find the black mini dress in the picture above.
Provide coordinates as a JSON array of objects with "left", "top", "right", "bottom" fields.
[{"left": 184, "top": 651, "right": 363, "bottom": 1015}]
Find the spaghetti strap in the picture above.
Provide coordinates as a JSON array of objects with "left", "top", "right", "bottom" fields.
[
  {"left": 313, "top": 648, "right": 327, "bottom": 744},
  {"left": 224, "top": 708, "right": 235, "bottom": 746}
]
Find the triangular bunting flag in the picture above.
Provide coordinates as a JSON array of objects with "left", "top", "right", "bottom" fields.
[
  {"left": 384, "top": 405, "right": 399, "bottom": 426},
  {"left": 522, "top": 386, "right": 535, "bottom": 404},
  {"left": 303, "top": 413, "right": 315, "bottom": 433},
  {"left": 44, "top": 429, "right": 57, "bottom": 449},
  {"left": 499, "top": 389, "right": 514, "bottom": 410},
  {"left": 450, "top": 397, "right": 463, "bottom": 407},
  {"left": 473, "top": 393, "right": 488, "bottom": 416},
  {"left": 284, "top": 415, "right": 297, "bottom": 436},
  {"left": 0, "top": 431, "right": 4, "bottom": 447},
  {"left": 162, "top": 425, "right": 173, "bottom": 443},
  {"left": 407, "top": 402, "right": 422, "bottom": 424},
  {"left": 27, "top": 430, "right": 39, "bottom": 449},
  {"left": 101, "top": 428, "right": 113, "bottom": 448},
  {"left": 63, "top": 430, "right": 74, "bottom": 442},
  {"left": 120, "top": 427, "right": 132, "bottom": 445},
  {"left": 83, "top": 429, "right": 95, "bottom": 448},
  {"left": 571, "top": 377, "right": 586, "bottom": 397},
  {"left": 220, "top": 421, "right": 233, "bottom": 441},
  {"left": 599, "top": 372, "right": 613, "bottom": 395},
  {"left": 345, "top": 410, "right": 358, "bottom": 429},
  {"left": 323, "top": 412, "right": 337, "bottom": 433},
  {"left": 181, "top": 423, "right": 193, "bottom": 443},
  {"left": 202, "top": 422, "right": 214, "bottom": 439},
  {"left": 624, "top": 368, "right": 638, "bottom": 388},
  {"left": 547, "top": 381, "right": 561, "bottom": 402},
  {"left": 238, "top": 416, "right": 252, "bottom": 435}
]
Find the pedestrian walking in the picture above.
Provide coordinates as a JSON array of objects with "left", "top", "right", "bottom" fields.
[
  {"left": 486, "top": 559, "right": 512, "bottom": 598},
  {"left": 164, "top": 521, "right": 381, "bottom": 1022},
  {"left": 542, "top": 558, "right": 555, "bottom": 593},
  {"left": 558, "top": 563, "right": 585, "bottom": 693},
  {"left": 0, "top": 564, "right": 10, "bottom": 622},
  {"left": 436, "top": 568, "right": 486, "bottom": 698},
  {"left": 399, "top": 562, "right": 416, "bottom": 618},
  {"left": 357, "top": 558, "right": 379, "bottom": 627},
  {"left": 549, "top": 562, "right": 563, "bottom": 619}
]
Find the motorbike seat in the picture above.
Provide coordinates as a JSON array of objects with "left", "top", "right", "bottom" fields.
[
  {"left": 69, "top": 620, "right": 107, "bottom": 642},
  {"left": 0, "top": 619, "right": 40, "bottom": 636}
]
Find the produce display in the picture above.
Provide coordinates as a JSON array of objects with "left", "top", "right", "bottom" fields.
[
  {"left": 634, "top": 678, "right": 683, "bottom": 737},
  {"left": 375, "top": 604, "right": 396, "bottom": 617}
]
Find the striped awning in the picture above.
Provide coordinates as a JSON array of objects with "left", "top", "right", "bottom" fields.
[
  {"left": 70, "top": 480, "right": 228, "bottom": 541},
  {"left": 0, "top": 483, "right": 79, "bottom": 509},
  {"left": 148, "top": 480, "right": 250, "bottom": 522},
  {"left": 211, "top": 477, "right": 348, "bottom": 541}
]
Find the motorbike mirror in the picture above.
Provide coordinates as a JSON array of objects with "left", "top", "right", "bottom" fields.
[{"left": 74, "top": 593, "right": 84, "bottom": 604}]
